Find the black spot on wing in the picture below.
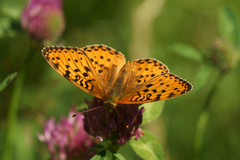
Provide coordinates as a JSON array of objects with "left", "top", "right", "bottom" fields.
[
  {"left": 66, "top": 65, "right": 70, "bottom": 69},
  {"left": 85, "top": 80, "right": 93, "bottom": 91},
  {"left": 74, "top": 69, "right": 80, "bottom": 72},
  {"left": 53, "top": 63, "right": 59, "bottom": 69},
  {"left": 168, "top": 92, "right": 175, "bottom": 98},
  {"left": 155, "top": 94, "right": 161, "bottom": 100},
  {"left": 85, "top": 66, "right": 90, "bottom": 72},
  {"left": 73, "top": 75, "right": 81, "bottom": 82},
  {"left": 83, "top": 73, "right": 88, "bottom": 77},
  {"left": 64, "top": 70, "right": 70, "bottom": 79},
  {"left": 143, "top": 89, "right": 149, "bottom": 92},
  {"left": 146, "top": 84, "right": 153, "bottom": 88},
  {"left": 146, "top": 93, "right": 152, "bottom": 100}
]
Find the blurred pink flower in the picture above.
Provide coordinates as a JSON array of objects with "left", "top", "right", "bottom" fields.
[
  {"left": 21, "top": 0, "right": 65, "bottom": 41},
  {"left": 38, "top": 107, "right": 97, "bottom": 160},
  {"left": 83, "top": 97, "right": 144, "bottom": 146}
]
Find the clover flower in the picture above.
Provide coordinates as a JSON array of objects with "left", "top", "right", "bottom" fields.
[
  {"left": 210, "top": 38, "right": 239, "bottom": 73},
  {"left": 38, "top": 107, "right": 97, "bottom": 160},
  {"left": 21, "top": 0, "right": 65, "bottom": 41},
  {"left": 83, "top": 97, "right": 144, "bottom": 147}
]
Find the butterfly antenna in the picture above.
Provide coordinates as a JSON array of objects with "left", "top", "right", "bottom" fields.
[
  {"left": 114, "top": 109, "right": 129, "bottom": 128},
  {"left": 71, "top": 105, "right": 104, "bottom": 117}
]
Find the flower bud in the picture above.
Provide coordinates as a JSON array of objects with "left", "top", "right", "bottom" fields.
[
  {"left": 210, "top": 38, "right": 239, "bottom": 73},
  {"left": 21, "top": 0, "right": 65, "bottom": 41}
]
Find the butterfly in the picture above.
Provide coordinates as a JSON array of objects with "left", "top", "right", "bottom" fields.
[{"left": 42, "top": 44, "right": 192, "bottom": 111}]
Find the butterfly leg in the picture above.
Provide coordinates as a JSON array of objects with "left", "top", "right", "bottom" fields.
[{"left": 114, "top": 109, "right": 129, "bottom": 128}]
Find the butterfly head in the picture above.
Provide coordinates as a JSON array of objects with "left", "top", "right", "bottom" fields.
[{"left": 103, "top": 102, "right": 117, "bottom": 112}]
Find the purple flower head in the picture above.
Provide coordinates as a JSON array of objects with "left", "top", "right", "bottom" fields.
[
  {"left": 83, "top": 97, "right": 144, "bottom": 146},
  {"left": 38, "top": 107, "right": 97, "bottom": 160},
  {"left": 21, "top": 0, "right": 65, "bottom": 41}
]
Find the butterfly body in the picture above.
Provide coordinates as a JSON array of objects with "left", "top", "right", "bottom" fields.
[
  {"left": 103, "top": 102, "right": 117, "bottom": 112},
  {"left": 42, "top": 44, "right": 192, "bottom": 111}
]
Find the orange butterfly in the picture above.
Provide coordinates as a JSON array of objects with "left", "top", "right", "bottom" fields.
[{"left": 42, "top": 44, "right": 192, "bottom": 111}]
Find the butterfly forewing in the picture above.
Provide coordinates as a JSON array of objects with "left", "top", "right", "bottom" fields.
[
  {"left": 80, "top": 45, "right": 125, "bottom": 91},
  {"left": 42, "top": 46, "right": 105, "bottom": 99}
]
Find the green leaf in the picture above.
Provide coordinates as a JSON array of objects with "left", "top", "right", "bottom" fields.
[
  {"left": 90, "top": 150, "right": 106, "bottom": 160},
  {"left": 141, "top": 101, "right": 165, "bottom": 125},
  {"left": 219, "top": 7, "right": 240, "bottom": 49},
  {"left": 0, "top": 72, "right": 17, "bottom": 92},
  {"left": 1, "top": 3, "right": 22, "bottom": 19},
  {"left": 169, "top": 43, "right": 203, "bottom": 62},
  {"left": 193, "top": 64, "right": 212, "bottom": 92},
  {"left": 88, "top": 144, "right": 105, "bottom": 152},
  {"left": 113, "top": 153, "right": 126, "bottom": 160},
  {"left": 129, "top": 129, "right": 165, "bottom": 160}
]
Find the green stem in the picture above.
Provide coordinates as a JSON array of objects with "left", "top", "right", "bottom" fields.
[
  {"left": 192, "top": 72, "right": 225, "bottom": 160},
  {"left": 112, "top": 152, "right": 116, "bottom": 160},
  {"left": 3, "top": 41, "right": 40, "bottom": 160},
  {"left": 106, "top": 140, "right": 121, "bottom": 160}
]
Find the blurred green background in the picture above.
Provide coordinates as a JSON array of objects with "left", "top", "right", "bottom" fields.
[{"left": 1, "top": 0, "right": 240, "bottom": 159}]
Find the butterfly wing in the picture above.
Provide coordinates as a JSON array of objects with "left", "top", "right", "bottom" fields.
[
  {"left": 42, "top": 45, "right": 125, "bottom": 99},
  {"left": 80, "top": 45, "right": 126, "bottom": 92},
  {"left": 42, "top": 46, "right": 103, "bottom": 98},
  {"left": 116, "top": 59, "right": 192, "bottom": 104}
]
